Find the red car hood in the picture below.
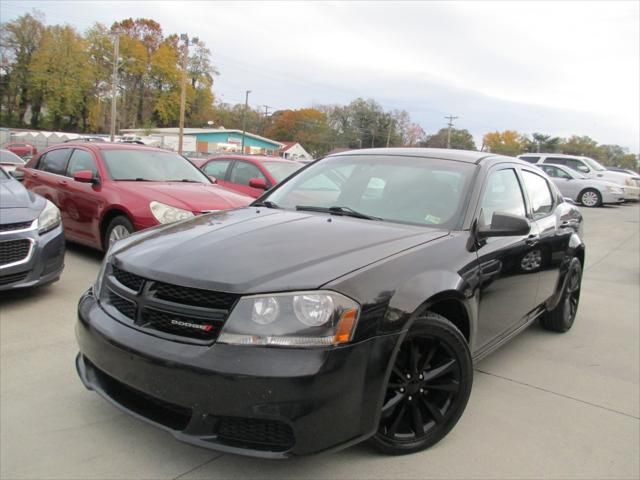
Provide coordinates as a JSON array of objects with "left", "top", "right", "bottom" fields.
[{"left": 119, "top": 182, "right": 252, "bottom": 212}]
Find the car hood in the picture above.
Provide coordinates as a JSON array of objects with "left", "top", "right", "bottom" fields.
[
  {"left": 111, "top": 207, "right": 449, "bottom": 293},
  {"left": 0, "top": 179, "right": 44, "bottom": 223},
  {"left": 592, "top": 170, "right": 632, "bottom": 185},
  {"left": 117, "top": 181, "right": 252, "bottom": 212}
]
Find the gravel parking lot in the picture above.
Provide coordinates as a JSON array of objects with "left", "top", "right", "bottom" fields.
[{"left": 1, "top": 204, "right": 638, "bottom": 480}]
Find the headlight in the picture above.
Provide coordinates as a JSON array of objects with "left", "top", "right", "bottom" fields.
[
  {"left": 625, "top": 178, "right": 634, "bottom": 186},
  {"left": 93, "top": 256, "right": 109, "bottom": 298},
  {"left": 218, "top": 291, "right": 360, "bottom": 347},
  {"left": 37, "top": 199, "right": 61, "bottom": 234},
  {"left": 149, "top": 201, "right": 194, "bottom": 224}
]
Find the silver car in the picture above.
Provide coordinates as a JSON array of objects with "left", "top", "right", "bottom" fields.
[{"left": 537, "top": 163, "right": 624, "bottom": 207}]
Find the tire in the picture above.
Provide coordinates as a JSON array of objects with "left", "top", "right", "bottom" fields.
[
  {"left": 540, "top": 258, "right": 582, "bottom": 332},
  {"left": 370, "top": 312, "right": 473, "bottom": 455},
  {"left": 103, "top": 215, "right": 134, "bottom": 250},
  {"left": 579, "top": 188, "right": 602, "bottom": 207}
]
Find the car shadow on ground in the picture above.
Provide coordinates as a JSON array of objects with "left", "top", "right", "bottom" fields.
[{"left": 65, "top": 241, "right": 104, "bottom": 263}]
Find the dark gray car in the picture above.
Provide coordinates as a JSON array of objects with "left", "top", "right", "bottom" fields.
[{"left": 0, "top": 167, "right": 65, "bottom": 290}]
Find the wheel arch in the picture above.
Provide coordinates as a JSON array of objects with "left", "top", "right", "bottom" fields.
[{"left": 99, "top": 207, "right": 134, "bottom": 250}]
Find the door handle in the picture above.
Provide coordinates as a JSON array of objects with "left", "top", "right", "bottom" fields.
[
  {"left": 58, "top": 180, "right": 68, "bottom": 186},
  {"left": 561, "top": 220, "right": 578, "bottom": 228},
  {"left": 525, "top": 234, "right": 540, "bottom": 246}
]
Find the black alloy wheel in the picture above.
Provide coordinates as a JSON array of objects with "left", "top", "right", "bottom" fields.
[
  {"left": 371, "top": 313, "right": 473, "bottom": 455},
  {"left": 541, "top": 257, "right": 582, "bottom": 332}
]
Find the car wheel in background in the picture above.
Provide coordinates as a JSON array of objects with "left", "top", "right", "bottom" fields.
[
  {"left": 540, "top": 257, "right": 582, "bottom": 332},
  {"left": 104, "top": 216, "right": 134, "bottom": 250},
  {"left": 370, "top": 312, "right": 473, "bottom": 455},
  {"left": 579, "top": 189, "right": 602, "bottom": 207}
]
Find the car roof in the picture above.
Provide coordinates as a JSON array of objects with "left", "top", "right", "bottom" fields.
[
  {"left": 43, "top": 142, "right": 169, "bottom": 154},
  {"left": 326, "top": 147, "right": 518, "bottom": 165},
  {"left": 205, "top": 154, "right": 300, "bottom": 164}
]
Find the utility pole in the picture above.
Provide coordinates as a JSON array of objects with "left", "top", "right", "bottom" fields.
[
  {"left": 240, "top": 90, "right": 251, "bottom": 154},
  {"left": 109, "top": 33, "right": 120, "bottom": 142},
  {"left": 178, "top": 34, "right": 197, "bottom": 155},
  {"left": 445, "top": 115, "right": 458, "bottom": 149},
  {"left": 261, "top": 105, "right": 271, "bottom": 134}
]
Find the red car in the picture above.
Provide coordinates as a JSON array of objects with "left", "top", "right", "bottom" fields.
[
  {"left": 18, "top": 143, "right": 252, "bottom": 250},
  {"left": 200, "top": 155, "right": 304, "bottom": 198},
  {"left": 3, "top": 142, "right": 37, "bottom": 158}
]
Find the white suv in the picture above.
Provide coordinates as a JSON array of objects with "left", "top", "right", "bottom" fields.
[{"left": 517, "top": 153, "right": 640, "bottom": 201}]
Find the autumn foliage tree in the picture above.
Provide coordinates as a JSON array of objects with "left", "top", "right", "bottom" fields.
[{"left": 482, "top": 130, "right": 525, "bottom": 156}]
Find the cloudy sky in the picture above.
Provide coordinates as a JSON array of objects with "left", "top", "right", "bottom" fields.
[{"left": 3, "top": 1, "right": 639, "bottom": 150}]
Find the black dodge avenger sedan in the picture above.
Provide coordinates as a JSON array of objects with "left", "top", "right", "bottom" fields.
[{"left": 75, "top": 148, "right": 584, "bottom": 457}]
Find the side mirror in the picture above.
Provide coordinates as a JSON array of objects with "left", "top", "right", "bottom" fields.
[
  {"left": 10, "top": 169, "right": 24, "bottom": 181},
  {"left": 478, "top": 212, "right": 531, "bottom": 239},
  {"left": 249, "top": 177, "right": 268, "bottom": 190},
  {"left": 577, "top": 165, "right": 590, "bottom": 173},
  {"left": 208, "top": 175, "right": 218, "bottom": 184},
  {"left": 73, "top": 170, "right": 97, "bottom": 184}
]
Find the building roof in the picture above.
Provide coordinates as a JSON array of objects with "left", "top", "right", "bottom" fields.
[
  {"left": 279, "top": 141, "right": 298, "bottom": 151},
  {"left": 120, "top": 128, "right": 283, "bottom": 147}
]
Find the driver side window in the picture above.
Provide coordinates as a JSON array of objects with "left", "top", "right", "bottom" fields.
[
  {"left": 230, "top": 161, "right": 266, "bottom": 186},
  {"left": 480, "top": 169, "right": 526, "bottom": 226}
]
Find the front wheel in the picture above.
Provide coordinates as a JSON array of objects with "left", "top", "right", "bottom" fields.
[
  {"left": 103, "top": 216, "right": 134, "bottom": 250},
  {"left": 579, "top": 189, "right": 602, "bottom": 207},
  {"left": 370, "top": 312, "right": 473, "bottom": 455}
]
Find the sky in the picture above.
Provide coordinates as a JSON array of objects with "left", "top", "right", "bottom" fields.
[{"left": 1, "top": 1, "right": 639, "bottom": 151}]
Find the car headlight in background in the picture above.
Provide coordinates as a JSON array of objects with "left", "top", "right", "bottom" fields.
[
  {"left": 149, "top": 201, "right": 194, "bottom": 224},
  {"left": 37, "top": 199, "right": 61, "bottom": 234},
  {"left": 218, "top": 291, "right": 360, "bottom": 347}
]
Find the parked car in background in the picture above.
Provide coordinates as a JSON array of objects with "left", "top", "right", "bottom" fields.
[
  {"left": 517, "top": 153, "right": 640, "bottom": 201},
  {"left": 200, "top": 155, "right": 304, "bottom": 198},
  {"left": 18, "top": 143, "right": 253, "bottom": 251},
  {"left": 3, "top": 142, "right": 37, "bottom": 159},
  {"left": 0, "top": 149, "right": 26, "bottom": 177},
  {"left": 607, "top": 167, "right": 640, "bottom": 177},
  {"left": 537, "top": 163, "right": 624, "bottom": 207},
  {"left": 64, "top": 136, "right": 107, "bottom": 143},
  {"left": 76, "top": 148, "right": 585, "bottom": 458},
  {"left": 0, "top": 166, "right": 65, "bottom": 290}
]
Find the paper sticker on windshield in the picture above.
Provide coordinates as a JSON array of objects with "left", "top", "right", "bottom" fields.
[{"left": 424, "top": 214, "right": 441, "bottom": 224}]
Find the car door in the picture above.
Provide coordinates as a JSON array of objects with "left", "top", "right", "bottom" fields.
[
  {"left": 520, "top": 168, "right": 569, "bottom": 307},
  {"left": 474, "top": 166, "right": 541, "bottom": 350},
  {"left": 227, "top": 160, "right": 270, "bottom": 198},
  {"left": 59, "top": 148, "right": 103, "bottom": 244},
  {"left": 25, "top": 148, "right": 72, "bottom": 211},
  {"left": 539, "top": 164, "right": 580, "bottom": 199}
]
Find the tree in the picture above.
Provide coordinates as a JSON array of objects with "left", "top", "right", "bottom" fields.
[
  {"left": 29, "top": 25, "right": 92, "bottom": 130},
  {"left": 265, "top": 108, "right": 333, "bottom": 157},
  {"left": 522, "top": 132, "right": 560, "bottom": 153},
  {"left": 482, "top": 130, "right": 524, "bottom": 156},
  {"left": 422, "top": 128, "right": 476, "bottom": 150},
  {"left": 0, "top": 12, "right": 45, "bottom": 126},
  {"left": 559, "top": 135, "right": 599, "bottom": 158}
]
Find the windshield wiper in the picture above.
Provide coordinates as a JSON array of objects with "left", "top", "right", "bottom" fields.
[
  {"left": 168, "top": 179, "right": 202, "bottom": 183},
  {"left": 117, "top": 178, "right": 154, "bottom": 181},
  {"left": 253, "top": 200, "right": 280, "bottom": 209},
  {"left": 296, "top": 205, "right": 380, "bottom": 220}
]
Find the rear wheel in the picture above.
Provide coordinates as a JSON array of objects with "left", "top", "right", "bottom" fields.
[
  {"left": 103, "top": 216, "right": 134, "bottom": 250},
  {"left": 579, "top": 189, "right": 602, "bottom": 207},
  {"left": 540, "top": 258, "right": 582, "bottom": 332},
  {"left": 370, "top": 312, "right": 473, "bottom": 455}
]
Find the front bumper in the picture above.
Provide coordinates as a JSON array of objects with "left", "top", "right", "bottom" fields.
[
  {"left": 602, "top": 190, "right": 625, "bottom": 205},
  {"left": 75, "top": 290, "right": 398, "bottom": 458},
  {"left": 0, "top": 223, "right": 65, "bottom": 290},
  {"left": 623, "top": 185, "right": 640, "bottom": 201}
]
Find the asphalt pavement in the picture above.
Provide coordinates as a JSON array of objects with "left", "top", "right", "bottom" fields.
[{"left": 1, "top": 204, "right": 638, "bottom": 479}]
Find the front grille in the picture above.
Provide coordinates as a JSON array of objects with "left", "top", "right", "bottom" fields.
[
  {"left": 103, "top": 266, "right": 235, "bottom": 343},
  {"left": 0, "top": 239, "right": 31, "bottom": 267},
  {"left": 153, "top": 282, "right": 238, "bottom": 310},
  {"left": 139, "top": 308, "right": 220, "bottom": 340},
  {"left": 216, "top": 416, "right": 295, "bottom": 451},
  {"left": 0, "top": 271, "right": 29, "bottom": 286},
  {"left": 0, "top": 221, "right": 33, "bottom": 233},
  {"left": 112, "top": 265, "right": 144, "bottom": 292},
  {"left": 108, "top": 290, "right": 136, "bottom": 319}
]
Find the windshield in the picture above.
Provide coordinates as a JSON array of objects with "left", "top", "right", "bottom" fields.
[
  {"left": 102, "top": 149, "right": 211, "bottom": 183},
  {"left": 565, "top": 167, "right": 589, "bottom": 179},
  {"left": 0, "top": 150, "right": 25, "bottom": 164},
  {"left": 582, "top": 156, "right": 606, "bottom": 171},
  {"left": 262, "top": 161, "right": 304, "bottom": 182},
  {"left": 265, "top": 155, "right": 476, "bottom": 228}
]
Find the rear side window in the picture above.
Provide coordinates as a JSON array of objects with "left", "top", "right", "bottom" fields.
[
  {"left": 543, "top": 157, "right": 567, "bottom": 166},
  {"left": 522, "top": 170, "right": 554, "bottom": 218},
  {"left": 203, "top": 160, "right": 231, "bottom": 179},
  {"left": 67, "top": 149, "right": 98, "bottom": 178},
  {"left": 519, "top": 156, "right": 540, "bottom": 164},
  {"left": 39, "top": 149, "right": 71, "bottom": 175}
]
